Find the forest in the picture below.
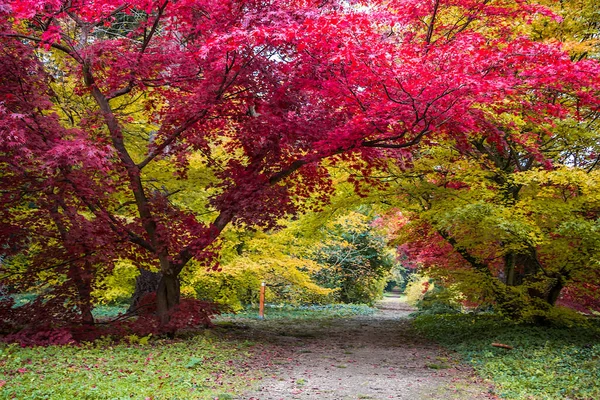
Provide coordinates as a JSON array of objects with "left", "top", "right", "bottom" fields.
[{"left": 1, "top": 0, "right": 600, "bottom": 399}]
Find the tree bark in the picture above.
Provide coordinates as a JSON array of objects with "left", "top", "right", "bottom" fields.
[
  {"left": 48, "top": 202, "right": 95, "bottom": 324},
  {"left": 546, "top": 276, "right": 564, "bottom": 306},
  {"left": 128, "top": 268, "right": 161, "bottom": 314},
  {"left": 504, "top": 253, "right": 516, "bottom": 286},
  {"left": 156, "top": 273, "right": 180, "bottom": 326},
  {"left": 73, "top": 262, "right": 95, "bottom": 324}
]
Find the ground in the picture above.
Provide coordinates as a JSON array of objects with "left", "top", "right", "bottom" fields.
[{"left": 218, "top": 294, "right": 497, "bottom": 400}]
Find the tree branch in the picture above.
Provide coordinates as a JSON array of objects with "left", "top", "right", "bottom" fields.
[
  {"left": 2, "top": 33, "right": 78, "bottom": 61},
  {"left": 437, "top": 229, "right": 492, "bottom": 276},
  {"left": 425, "top": 0, "right": 441, "bottom": 46},
  {"left": 136, "top": 113, "right": 207, "bottom": 170}
]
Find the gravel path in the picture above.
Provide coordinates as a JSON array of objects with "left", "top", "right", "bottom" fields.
[{"left": 227, "top": 295, "right": 496, "bottom": 400}]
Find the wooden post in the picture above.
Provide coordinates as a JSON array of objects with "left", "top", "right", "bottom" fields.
[{"left": 259, "top": 281, "right": 265, "bottom": 319}]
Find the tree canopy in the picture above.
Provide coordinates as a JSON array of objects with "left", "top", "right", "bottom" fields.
[{"left": 1, "top": 0, "right": 600, "bottom": 334}]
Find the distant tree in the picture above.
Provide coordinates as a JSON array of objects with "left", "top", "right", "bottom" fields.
[{"left": 311, "top": 211, "right": 396, "bottom": 305}]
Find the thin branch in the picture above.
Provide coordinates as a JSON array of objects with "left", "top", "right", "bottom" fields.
[
  {"left": 268, "top": 160, "right": 307, "bottom": 185},
  {"left": 0, "top": 253, "right": 92, "bottom": 280},
  {"left": 2, "top": 33, "right": 78, "bottom": 60},
  {"left": 425, "top": 0, "right": 441, "bottom": 45},
  {"left": 587, "top": 153, "right": 600, "bottom": 173},
  {"left": 137, "top": 112, "right": 207, "bottom": 170},
  {"left": 437, "top": 229, "right": 492, "bottom": 276}
]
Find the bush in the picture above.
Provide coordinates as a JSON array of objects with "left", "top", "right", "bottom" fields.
[
  {"left": 520, "top": 304, "right": 591, "bottom": 328},
  {"left": 404, "top": 275, "right": 432, "bottom": 306},
  {"left": 414, "top": 282, "right": 462, "bottom": 315},
  {"left": 385, "top": 264, "right": 412, "bottom": 292},
  {"left": 310, "top": 212, "right": 396, "bottom": 305},
  {"left": 338, "top": 276, "right": 388, "bottom": 305},
  {"left": 189, "top": 257, "right": 335, "bottom": 311}
]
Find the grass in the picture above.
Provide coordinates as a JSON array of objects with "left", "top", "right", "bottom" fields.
[
  {"left": 0, "top": 335, "right": 260, "bottom": 400},
  {"left": 382, "top": 291, "right": 404, "bottom": 299},
  {"left": 92, "top": 304, "right": 129, "bottom": 320},
  {"left": 0, "top": 303, "right": 375, "bottom": 399},
  {"left": 414, "top": 313, "right": 600, "bottom": 400},
  {"left": 221, "top": 303, "right": 376, "bottom": 320}
]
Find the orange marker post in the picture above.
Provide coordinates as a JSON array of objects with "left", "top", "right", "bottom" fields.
[{"left": 259, "top": 282, "right": 266, "bottom": 319}]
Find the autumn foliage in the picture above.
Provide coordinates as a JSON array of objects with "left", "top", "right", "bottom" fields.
[{"left": 1, "top": 0, "right": 600, "bottom": 340}]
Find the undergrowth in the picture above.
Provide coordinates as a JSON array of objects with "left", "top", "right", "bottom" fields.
[{"left": 414, "top": 313, "right": 600, "bottom": 400}]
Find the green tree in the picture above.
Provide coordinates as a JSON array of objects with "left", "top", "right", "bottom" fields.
[
  {"left": 389, "top": 141, "right": 600, "bottom": 320},
  {"left": 311, "top": 211, "right": 396, "bottom": 305}
]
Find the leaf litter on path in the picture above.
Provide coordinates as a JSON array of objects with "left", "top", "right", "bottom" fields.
[{"left": 219, "top": 295, "right": 497, "bottom": 400}]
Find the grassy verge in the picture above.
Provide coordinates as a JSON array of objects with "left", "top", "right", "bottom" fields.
[
  {"left": 1, "top": 303, "right": 374, "bottom": 399},
  {"left": 220, "top": 303, "right": 376, "bottom": 320},
  {"left": 0, "top": 335, "right": 261, "bottom": 400},
  {"left": 92, "top": 303, "right": 376, "bottom": 322},
  {"left": 413, "top": 314, "right": 600, "bottom": 400}
]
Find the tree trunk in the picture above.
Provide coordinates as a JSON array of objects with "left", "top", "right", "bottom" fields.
[
  {"left": 73, "top": 264, "right": 95, "bottom": 325},
  {"left": 128, "top": 268, "right": 162, "bottom": 314},
  {"left": 546, "top": 276, "right": 564, "bottom": 306},
  {"left": 504, "top": 253, "right": 516, "bottom": 286},
  {"left": 79, "top": 300, "right": 95, "bottom": 325},
  {"left": 156, "top": 273, "right": 180, "bottom": 327}
]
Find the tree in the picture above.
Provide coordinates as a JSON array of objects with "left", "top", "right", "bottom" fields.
[
  {"left": 0, "top": 37, "right": 122, "bottom": 329},
  {"left": 389, "top": 142, "right": 600, "bottom": 319},
  {"left": 2, "top": 0, "right": 600, "bottom": 329},
  {"left": 311, "top": 210, "right": 396, "bottom": 305},
  {"left": 377, "top": 0, "right": 600, "bottom": 319},
  {"left": 531, "top": 0, "right": 600, "bottom": 60}
]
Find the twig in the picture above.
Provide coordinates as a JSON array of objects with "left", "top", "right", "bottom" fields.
[{"left": 491, "top": 342, "right": 513, "bottom": 350}]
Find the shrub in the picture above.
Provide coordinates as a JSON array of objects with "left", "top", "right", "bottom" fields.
[
  {"left": 404, "top": 276, "right": 463, "bottom": 315},
  {"left": 520, "top": 304, "right": 591, "bottom": 328},
  {"left": 310, "top": 212, "right": 396, "bottom": 305},
  {"left": 189, "top": 257, "right": 335, "bottom": 311},
  {"left": 404, "top": 275, "right": 433, "bottom": 305}
]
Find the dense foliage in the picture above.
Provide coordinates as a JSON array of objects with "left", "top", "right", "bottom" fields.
[
  {"left": 1, "top": 0, "right": 600, "bottom": 336},
  {"left": 380, "top": 0, "right": 600, "bottom": 321},
  {"left": 387, "top": 138, "right": 600, "bottom": 320},
  {"left": 311, "top": 211, "right": 395, "bottom": 305}
]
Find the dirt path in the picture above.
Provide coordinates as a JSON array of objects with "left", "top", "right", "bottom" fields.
[{"left": 224, "top": 295, "right": 496, "bottom": 400}]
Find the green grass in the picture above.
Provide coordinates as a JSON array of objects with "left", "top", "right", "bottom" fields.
[
  {"left": 0, "top": 335, "right": 260, "bottom": 399},
  {"left": 92, "top": 304, "right": 129, "bottom": 320},
  {"left": 221, "top": 303, "right": 376, "bottom": 320},
  {"left": 414, "top": 314, "right": 600, "bottom": 400},
  {"left": 90, "top": 303, "right": 376, "bottom": 322},
  {"left": 0, "top": 303, "right": 375, "bottom": 399},
  {"left": 11, "top": 293, "right": 38, "bottom": 307},
  {"left": 382, "top": 291, "right": 404, "bottom": 299}
]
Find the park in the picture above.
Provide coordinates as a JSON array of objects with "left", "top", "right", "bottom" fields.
[{"left": 1, "top": 0, "right": 599, "bottom": 398}]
